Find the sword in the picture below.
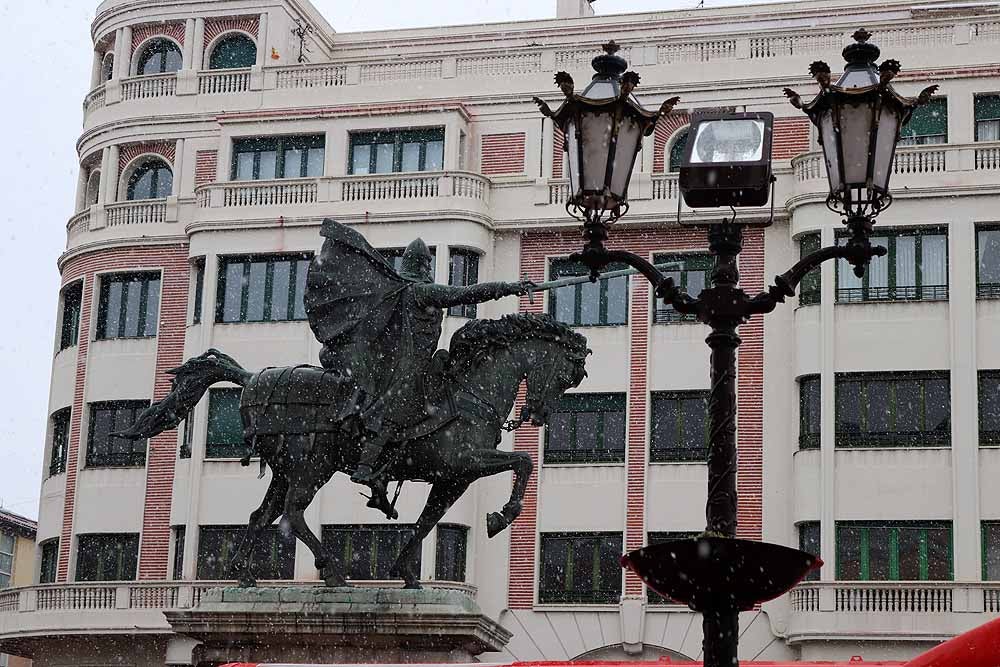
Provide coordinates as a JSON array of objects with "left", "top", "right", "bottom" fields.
[{"left": 522, "top": 262, "right": 688, "bottom": 304}]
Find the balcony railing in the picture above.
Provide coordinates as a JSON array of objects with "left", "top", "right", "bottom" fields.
[
  {"left": 66, "top": 209, "right": 91, "bottom": 240},
  {"left": 198, "top": 68, "right": 252, "bottom": 95},
  {"left": 83, "top": 84, "right": 106, "bottom": 113},
  {"left": 106, "top": 199, "right": 167, "bottom": 227},
  {"left": 836, "top": 284, "right": 949, "bottom": 303},
  {"left": 790, "top": 581, "right": 1000, "bottom": 613},
  {"left": 196, "top": 171, "right": 491, "bottom": 209},
  {"left": 120, "top": 73, "right": 176, "bottom": 101}
]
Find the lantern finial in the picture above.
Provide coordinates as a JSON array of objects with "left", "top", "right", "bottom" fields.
[
  {"left": 843, "top": 27, "right": 880, "bottom": 66},
  {"left": 852, "top": 27, "right": 872, "bottom": 43},
  {"left": 603, "top": 40, "right": 620, "bottom": 55}
]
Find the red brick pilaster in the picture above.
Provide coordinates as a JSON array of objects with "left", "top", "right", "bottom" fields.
[{"left": 736, "top": 228, "right": 765, "bottom": 541}]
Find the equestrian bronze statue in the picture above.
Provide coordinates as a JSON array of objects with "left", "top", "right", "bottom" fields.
[{"left": 121, "top": 219, "right": 589, "bottom": 588}]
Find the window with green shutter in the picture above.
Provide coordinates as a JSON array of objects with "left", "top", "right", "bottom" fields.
[
  {"left": 216, "top": 254, "right": 311, "bottom": 324},
  {"left": 49, "top": 408, "right": 70, "bottom": 476},
  {"left": 349, "top": 128, "right": 445, "bottom": 175},
  {"left": 646, "top": 532, "right": 700, "bottom": 603},
  {"left": 539, "top": 532, "right": 623, "bottom": 604},
  {"left": 206, "top": 388, "right": 244, "bottom": 459},
  {"left": 979, "top": 371, "right": 1000, "bottom": 445},
  {"left": 75, "top": 533, "right": 140, "bottom": 581},
  {"left": 653, "top": 254, "right": 711, "bottom": 323},
  {"left": 835, "top": 372, "right": 950, "bottom": 448},
  {"left": 836, "top": 228, "right": 948, "bottom": 303},
  {"left": 983, "top": 522, "right": 1000, "bottom": 580},
  {"left": 87, "top": 401, "right": 149, "bottom": 467},
  {"left": 975, "top": 94, "right": 1000, "bottom": 142},
  {"left": 649, "top": 391, "right": 709, "bottom": 462},
  {"left": 545, "top": 393, "right": 626, "bottom": 464},
  {"left": 322, "top": 525, "right": 420, "bottom": 581},
  {"left": 197, "top": 525, "right": 295, "bottom": 580},
  {"left": 59, "top": 281, "right": 83, "bottom": 350},
  {"left": 798, "top": 233, "right": 821, "bottom": 305},
  {"left": 232, "top": 135, "right": 325, "bottom": 180},
  {"left": 899, "top": 98, "right": 947, "bottom": 145},
  {"left": 837, "top": 522, "right": 952, "bottom": 581},
  {"left": 549, "top": 259, "right": 629, "bottom": 327},
  {"left": 799, "top": 375, "right": 820, "bottom": 449},
  {"left": 976, "top": 227, "right": 1000, "bottom": 299},
  {"left": 799, "top": 522, "right": 821, "bottom": 581}
]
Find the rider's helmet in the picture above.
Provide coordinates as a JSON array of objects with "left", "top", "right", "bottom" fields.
[{"left": 400, "top": 238, "right": 434, "bottom": 283}]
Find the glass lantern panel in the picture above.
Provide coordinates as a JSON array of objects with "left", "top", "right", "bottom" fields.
[
  {"left": 872, "top": 105, "right": 902, "bottom": 192},
  {"left": 837, "top": 100, "right": 875, "bottom": 188},
  {"left": 609, "top": 115, "right": 643, "bottom": 199},
  {"left": 565, "top": 120, "right": 581, "bottom": 197},
  {"left": 689, "top": 119, "right": 765, "bottom": 163},
  {"left": 583, "top": 79, "right": 618, "bottom": 100},
  {"left": 580, "top": 111, "right": 614, "bottom": 192},
  {"left": 819, "top": 109, "right": 842, "bottom": 194}
]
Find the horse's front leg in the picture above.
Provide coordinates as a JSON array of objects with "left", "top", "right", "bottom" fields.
[
  {"left": 390, "top": 480, "right": 469, "bottom": 589},
  {"left": 230, "top": 473, "right": 288, "bottom": 587},
  {"left": 466, "top": 450, "right": 533, "bottom": 538}
]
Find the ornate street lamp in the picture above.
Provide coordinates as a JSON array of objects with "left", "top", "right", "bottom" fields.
[{"left": 533, "top": 30, "right": 935, "bottom": 667}]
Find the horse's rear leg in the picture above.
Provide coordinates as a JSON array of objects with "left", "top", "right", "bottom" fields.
[
  {"left": 231, "top": 474, "right": 288, "bottom": 587},
  {"left": 390, "top": 480, "right": 469, "bottom": 589},
  {"left": 464, "top": 450, "right": 533, "bottom": 538},
  {"left": 283, "top": 474, "right": 345, "bottom": 587}
]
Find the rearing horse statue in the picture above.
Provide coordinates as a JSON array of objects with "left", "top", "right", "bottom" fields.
[{"left": 122, "top": 313, "right": 589, "bottom": 588}]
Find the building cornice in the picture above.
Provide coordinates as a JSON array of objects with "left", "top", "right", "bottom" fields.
[{"left": 57, "top": 235, "right": 189, "bottom": 272}]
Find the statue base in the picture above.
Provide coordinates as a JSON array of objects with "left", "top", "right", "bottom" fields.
[{"left": 164, "top": 585, "right": 511, "bottom": 665}]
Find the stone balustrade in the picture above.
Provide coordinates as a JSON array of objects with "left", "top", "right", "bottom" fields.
[{"left": 198, "top": 67, "right": 252, "bottom": 95}]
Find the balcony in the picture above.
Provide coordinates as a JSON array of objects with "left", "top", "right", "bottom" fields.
[
  {"left": 791, "top": 142, "right": 1000, "bottom": 207},
  {"left": 787, "top": 581, "right": 1000, "bottom": 644},
  {"left": 0, "top": 579, "right": 477, "bottom": 658}
]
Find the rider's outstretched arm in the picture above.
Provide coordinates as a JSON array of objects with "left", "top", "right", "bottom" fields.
[{"left": 415, "top": 282, "right": 527, "bottom": 308}]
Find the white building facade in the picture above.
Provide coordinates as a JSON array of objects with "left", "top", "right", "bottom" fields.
[{"left": 2, "top": 0, "right": 1000, "bottom": 664}]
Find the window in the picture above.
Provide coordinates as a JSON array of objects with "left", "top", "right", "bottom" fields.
[
  {"left": 979, "top": 371, "right": 1000, "bottom": 445},
  {"left": 231, "top": 135, "right": 325, "bottom": 180},
  {"left": 126, "top": 159, "right": 173, "bottom": 200},
  {"left": 192, "top": 258, "right": 205, "bottom": 324},
  {"left": 975, "top": 94, "right": 1000, "bottom": 142},
  {"left": 836, "top": 229, "right": 948, "bottom": 303},
  {"left": 85, "top": 170, "right": 102, "bottom": 206},
  {"left": 545, "top": 393, "right": 626, "bottom": 464},
  {"left": 798, "top": 233, "right": 821, "bottom": 305},
  {"left": 650, "top": 391, "right": 709, "bottom": 462},
  {"left": 136, "top": 38, "right": 182, "bottom": 75},
  {"left": 349, "top": 128, "right": 445, "bottom": 175},
  {"left": 86, "top": 400, "right": 149, "bottom": 467},
  {"left": 323, "top": 525, "right": 420, "bottom": 581},
  {"left": 984, "top": 522, "right": 1000, "bottom": 580},
  {"left": 101, "top": 53, "right": 114, "bottom": 82},
  {"left": 836, "top": 522, "right": 952, "bottom": 581},
  {"left": 549, "top": 259, "right": 628, "bottom": 327},
  {"left": 49, "top": 408, "right": 70, "bottom": 476},
  {"left": 653, "top": 254, "right": 711, "bottom": 323},
  {"left": 216, "top": 254, "right": 310, "bottom": 323},
  {"left": 377, "top": 246, "right": 436, "bottom": 279},
  {"left": 667, "top": 128, "right": 689, "bottom": 172},
  {"left": 836, "top": 373, "right": 950, "bottom": 448},
  {"left": 206, "top": 388, "right": 245, "bottom": 459},
  {"left": 172, "top": 526, "right": 185, "bottom": 580},
  {"left": 59, "top": 281, "right": 83, "bottom": 350},
  {"left": 197, "top": 525, "right": 295, "bottom": 580},
  {"left": 799, "top": 522, "right": 820, "bottom": 581},
  {"left": 646, "top": 532, "right": 700, "bottom": 603},
  {"left": 39, "top": 539, "right": 58, "bottom": 584},
  {"left": 448, "top": 249, "right": 480, "bottom": 318},
  {"left": 180, "top": 412, "right": 194, "bottom": 459},
  {"left": 97, "top": 272, "right": 161, "bottom": 339},
  {"left": 75, "top": 533, "right": 139, "bottom": 581},
  {"left": 209, "top": 33, "right": 257, "bottom": 70},
  {"left": 799, "top": 375, "right": 820, "bottom": 449},
  {"left": 898, "top": 98, "right": 947, "bottom": 145},
  {"left": 435, "top": 524, "right": 467, "bottom": 582},
  {"left": 977, "top": 227, "right": 1000, "bottom": 299},
  {"left": 0, "top": 533, "right": 13, "bottom": 589},
  {"left": 539, "top": 532, "right": 623, "bottom": 604}
]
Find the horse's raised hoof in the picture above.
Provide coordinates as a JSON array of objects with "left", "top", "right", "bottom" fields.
[{"left": 486, "top": 511, "right": 508, "bottom": 538}]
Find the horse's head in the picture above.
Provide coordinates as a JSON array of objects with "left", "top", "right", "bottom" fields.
[{"left": 522, "top": 342, "right": 589, "bottom": 426}]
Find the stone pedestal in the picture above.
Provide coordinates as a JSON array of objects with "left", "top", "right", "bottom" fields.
[{"left": 164, "top": 586, "right": 511, "bottom": 665}]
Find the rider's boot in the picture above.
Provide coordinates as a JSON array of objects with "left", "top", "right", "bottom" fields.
[{"left": 351, "top": 438, "right": 397, "bottom": 519}]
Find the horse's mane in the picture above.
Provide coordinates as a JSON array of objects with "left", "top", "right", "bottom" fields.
[{"left": 448, "top": 313, "right": 588, "bottom": 372}]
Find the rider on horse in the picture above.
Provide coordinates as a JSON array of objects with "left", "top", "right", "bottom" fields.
[{"left": 305, "top": 219, "right": 533, "bottom": 517}]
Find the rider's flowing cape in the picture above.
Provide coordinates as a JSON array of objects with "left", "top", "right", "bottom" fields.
[{"left": 304, "top": 218, "right": 421, "bottom": 435}]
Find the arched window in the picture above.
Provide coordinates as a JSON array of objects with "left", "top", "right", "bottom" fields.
[
  {"left": 86, "top": 170, "right": 102, "bottom": 206},
  {"left": 668, "top": 128, "right": 690, "bottom": 172},
  {"left": 101, "top": 53, "right": 114, "bottom": 82},
  {"left": 209, "top": 33, "right": 257, "bottom": 70},
  {"left": 136, "top": 38, "right": 182, "bottom": 76},
  {"left": 127, "top": 159, "right": 173, "bottom": 200}
]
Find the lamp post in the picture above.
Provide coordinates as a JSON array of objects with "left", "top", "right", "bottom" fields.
[{"left": 534, "top": 33, "right": 935, "bottom": 666}]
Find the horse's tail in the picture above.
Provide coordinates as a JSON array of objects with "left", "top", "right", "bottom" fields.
[{"left": 116, "top": 348, "right": 252, "bottom": 441}]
